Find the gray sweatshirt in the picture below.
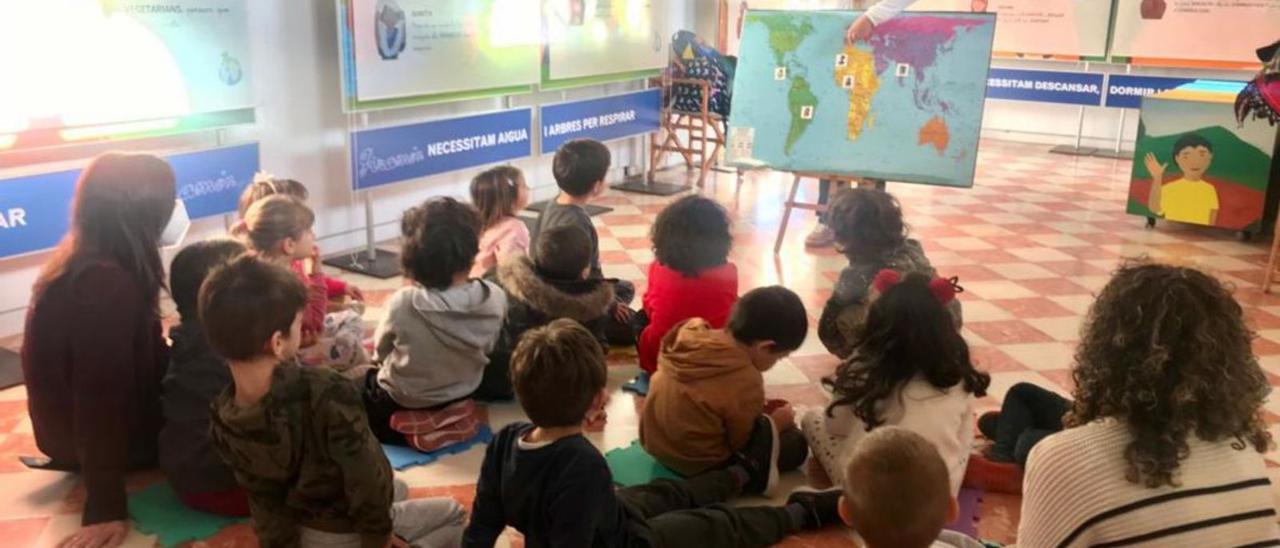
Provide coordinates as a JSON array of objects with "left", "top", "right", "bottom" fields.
[{"left": 374, "top": 280, "right": 507, "bottom": 408}]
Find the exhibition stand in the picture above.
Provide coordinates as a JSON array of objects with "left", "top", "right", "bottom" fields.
[{"left": 325, "top": 0, "right": 670, "bottom": 275}]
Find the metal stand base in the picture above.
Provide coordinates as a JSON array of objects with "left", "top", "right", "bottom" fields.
[
  {"left": 526, "top": 201, "right": 614, "bottom": 217},
  {"left": 0, "top": 348, "right": 21, "bottom": 389},
  {"left": 1049, "top": 145, "right": 1098, "bottom": 156},
  {"left": 1092, "top": 149, "right": 1133, "bottom": 159},
  {"left": 611, "top": 174, "right": 690, "bottom": 196},
  {"left": 323, "top": 248, "right": 401, "bottom": 279}
]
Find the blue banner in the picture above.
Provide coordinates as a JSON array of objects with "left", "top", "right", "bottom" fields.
[
  {"left": 1104, "top": 75, "right": 1197, "bottom": 109},
  {"left": 986, "top": 68, "right": 1105, "bottom": 107},
  {"left": 170, "top": 143, "right": 260, "bottom": 219},
  {"left": 0, "top": 170, "right": 79, "bottom": 259},
  {"left": 0, "top": 143, "right": 260, "bottom": 259},
  {"left": 351, "top": 108, "right": 533, "bottom": 190},
  {"left": 540, "top": 89, "right": 662, "bottom": 154}
]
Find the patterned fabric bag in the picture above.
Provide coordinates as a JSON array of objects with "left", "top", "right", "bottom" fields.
[
  {"left": 1236, "top": 39, "right": 1280, "bottom": 126},
  {"left": 667, "top": 30, "right": 737, "bottom": 118}
]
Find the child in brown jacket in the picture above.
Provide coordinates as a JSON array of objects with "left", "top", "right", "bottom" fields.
[{"left": 640, "top": 287, "right": 810, "bottom": 495}]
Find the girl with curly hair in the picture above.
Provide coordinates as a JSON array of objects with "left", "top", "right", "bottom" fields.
[
  {"left": 1018, "top": 262, "right": 1278, "bottom": 546},
  {"left": 632, "top": 195, "right": 738, "bottom": 382},
  {"left": 802, "top": 270, "right": 988, "bottom": 496}
]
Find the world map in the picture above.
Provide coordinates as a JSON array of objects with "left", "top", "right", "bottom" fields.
[{"left": 727, "top": 10, "right": 996, "bottom": 188}]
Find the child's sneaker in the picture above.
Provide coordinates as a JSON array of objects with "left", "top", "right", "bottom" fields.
[
  {"left": 786, "top": 488, "right": 843, "bottom": 530},
  {"left": 404, "top": 416, "right": 480, "bottom": 453},
  {"left": 731, "top": 416, "right": 780, "bottom": 496}
]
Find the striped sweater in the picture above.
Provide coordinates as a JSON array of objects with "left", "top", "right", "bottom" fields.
[{"left": 1018, "top": 419, "right": 1280, "bottom": 547}]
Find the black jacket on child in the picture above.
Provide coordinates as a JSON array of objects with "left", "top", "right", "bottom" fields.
[
  {"left": 158, "top": 321, "right": 239, "bottom": 497},
  {"left": 480, "top": 255, "right": 614, "bottom": 399}
]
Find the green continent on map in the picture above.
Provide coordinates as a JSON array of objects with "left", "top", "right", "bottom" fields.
[
  {"left": 787, "top": 77, "right": 817, "bottom": 154},
  {"left": 833, "top": 47, "right": 880, "bottom": 142},
  {"left": 757, "top": 15, "right": 814, "bottom": 65}
]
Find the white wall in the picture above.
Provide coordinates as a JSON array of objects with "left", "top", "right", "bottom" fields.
[{"left": 0, "top": 1, "right": 698, "bottom": 336}]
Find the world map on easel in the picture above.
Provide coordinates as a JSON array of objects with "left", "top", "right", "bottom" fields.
[{"left": 726, "top": 10, "right": 996, "bottom": 188}]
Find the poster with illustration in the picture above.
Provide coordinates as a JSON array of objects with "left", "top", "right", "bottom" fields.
[
  {"left": 1111, "top": 0, "right": 1280, "bottom": 64},
  {"left": 1127, "top": 85, "right": 1279, "bottom": 232}
]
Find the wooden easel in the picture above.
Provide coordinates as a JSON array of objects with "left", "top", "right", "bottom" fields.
[{"left": 774, "top": 172, "right": 885, "bottom": 253}]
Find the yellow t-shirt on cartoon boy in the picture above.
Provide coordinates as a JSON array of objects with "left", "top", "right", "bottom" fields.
[{"left": 1159, "top": 179, "right": 1218, "bottom": 226}]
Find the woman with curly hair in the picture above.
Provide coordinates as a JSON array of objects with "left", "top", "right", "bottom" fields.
[
  {"left": 632, "top": 195, "right": 738, "bottom": 382},
  {"left": 817, "top": 188, "right": 960, "bottom": 359},
  {"left": 801, "top": 270, "right": 988, "bottom": 496},
  {"left": 1018, "top": 262, "right": 1278, "bottom": 547}
]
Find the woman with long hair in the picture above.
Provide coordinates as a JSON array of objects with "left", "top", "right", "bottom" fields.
[
  {"left": 1018, "top": 262, "right": 1279, "bottom": 546},
  {"left": 23, "top": 153, "right": 176, "bottom": 548}
]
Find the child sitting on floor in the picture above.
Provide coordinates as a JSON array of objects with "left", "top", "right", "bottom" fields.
[
  {"left": 238, "top": 195, "right": 367, "bottom": 371},
  {"left": 818, "top": 188, "right": 960, "bottom": 359},
  {"left": 203, "top": 256, "right": 466, "bottom": 547},
  {"left": 237, "top": 175, "right": 365, "bottom": 308},
  {"left": 486, "top": 224, "right": 615, "bottom": 399},
  {"left": 531, "top": 139, "right": 636, "bottom": 345},
  {"left": 462, "top": 319, "right": 842, "bottom": 548},
  {"left": 802, "top": 270, "right": 988, "bottom": 497},
  {"left": 640, "top": 286, "right": 809, "bottom": 493},
  {"left": 364, "top": 197, "right": 506, "bottom": 447},
  {"left": 159, "top": 239, "right": 249, "bottom": 517},
  {"left": 469, "top": 165, "right": 531, "bottom": 279},
  {"left": 841, "top": 427, "right": 986, "bottom": 548},
  {"left": 634, "top": 195, "right": 738, "bottom": 387}
]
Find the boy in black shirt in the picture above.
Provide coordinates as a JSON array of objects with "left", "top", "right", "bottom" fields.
[{"left": 462, "top": 319, "right": 841, "bottom": 547}]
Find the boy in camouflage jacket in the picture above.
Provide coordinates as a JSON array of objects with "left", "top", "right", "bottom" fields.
[{"left": 202, "top": 256, "right": 464, "bottom": 548}]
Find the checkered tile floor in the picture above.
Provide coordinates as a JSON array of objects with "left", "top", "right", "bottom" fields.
[{"left": 2, "top": 139, "right": 1279, "bottom": 546}]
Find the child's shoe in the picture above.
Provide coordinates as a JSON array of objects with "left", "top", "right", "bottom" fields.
[
  {"left": 786, "top": 488, "right": 843, "bottom": 530},
  {"left": 731, "top": 416, "right": 780, "bottom": 496}
]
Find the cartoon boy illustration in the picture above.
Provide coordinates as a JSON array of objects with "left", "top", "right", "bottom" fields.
[{"left": 1145, "top": 133, "right": 1219, "bottom": 226}]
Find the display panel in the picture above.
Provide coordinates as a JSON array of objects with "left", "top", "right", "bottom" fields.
[
  {"left": 0, "top": 0, "right": 254, "bottom": 150},
  {"left": 1110, "top": 0, "right": 1280, "bottom": 64},
  {"left": 543, "top": 0, "right": 669, "bottom": 81},
  {"left": 909, "top": 0, "right": 1112, "bottom": 58},
  {"left": 347, "top": 0, "right": 540, "bottom": 101}
]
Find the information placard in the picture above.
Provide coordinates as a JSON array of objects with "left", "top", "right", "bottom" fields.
[
  {"left": 909, "top": 0, "right": 1112, "bottom": 58},
  {"left": 346, "top": 0, "right": 540, "bottom": 101},
  {"left": 986, "top": 68, "right": 1106, "bottom": 106},
  {"left": 0, "top": 143, "right": 261, "bottom": 259},
  {"left": 170, "top": 143, "right": 261, "bottom": 219},
  {"left": 540, "top": 90, "right": 662, "bottom": 154},
  {"left": 350, "top": 109, "right": 533, "bottom": 190},
  {"left": 1104, "top": 75, "right": 1197, "bottom": 109},
  {"left": 544, "top": 0, "right": 669, "bottom": 81},
  {"left": 1110, "top": 0, "right": 1280, "bottom": 64}
]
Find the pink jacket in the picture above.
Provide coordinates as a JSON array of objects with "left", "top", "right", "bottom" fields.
[{"left": 471, "top": 216, "right": 530, "bottom": 278}]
